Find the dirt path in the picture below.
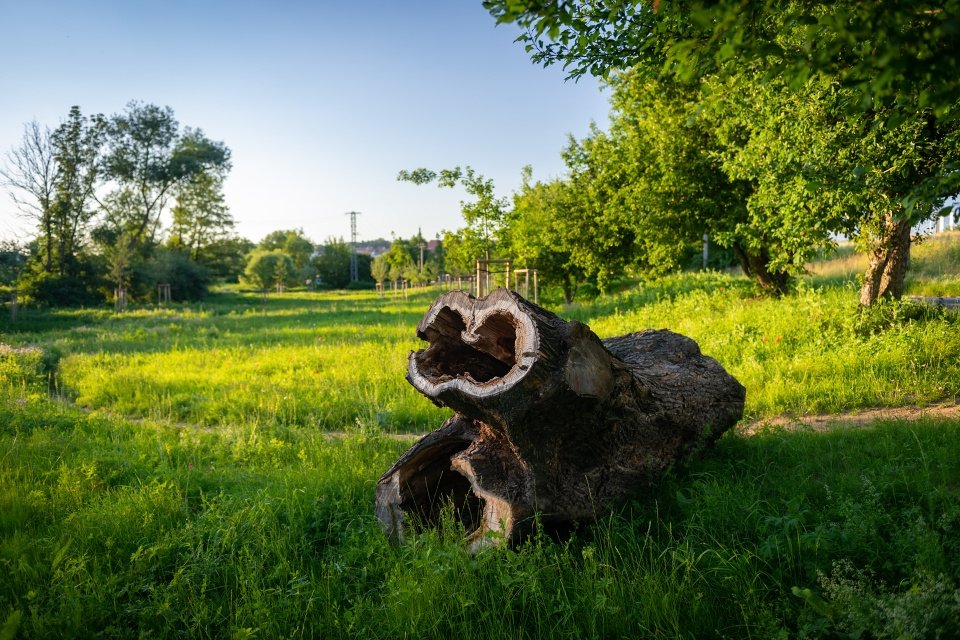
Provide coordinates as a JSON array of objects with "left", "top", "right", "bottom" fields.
[{"left": 738, "top": 401, "right": 960, "bottom": 435}]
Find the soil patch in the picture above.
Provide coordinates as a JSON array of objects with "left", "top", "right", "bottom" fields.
[{"left": 739, "top": 401, "right": 960, "bottom": 436}]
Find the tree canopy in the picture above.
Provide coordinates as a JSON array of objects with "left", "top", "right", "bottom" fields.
[
  {"left": 484, "top": 0, "right": 960, "bottom": 119},
  {"left": 484, "top": 0, "right": 960, "bottom": 304},
  {"left": 3, "top": 102, "right": 238, "bottom": 304}
]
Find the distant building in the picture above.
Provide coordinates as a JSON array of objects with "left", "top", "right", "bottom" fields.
[{"left": 355, "top": 238, "right": 391, "bottom": 257}]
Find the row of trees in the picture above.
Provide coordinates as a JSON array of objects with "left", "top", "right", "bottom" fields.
[
  {"left": 2, "top": 102, "right": 241, "bottom": 304},
  {"left": 239, "top": 229, "right": 447, "bottom": 294},
  {"left": 2, "top": 100, "right": 455, "bottom": 304},
  {"left": 457, "top": 0, "right": 960, "bottom": 305}
]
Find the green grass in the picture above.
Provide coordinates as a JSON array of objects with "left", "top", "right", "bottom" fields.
[
  {"left": 2, "top": 250, "right": 960, "bottom": 638},
  {"left": 4, "top": 275, "right": 959, "bottom": 429},
  {"left": 2, "top": 288, "right": 450, "bottom": 433},
  {"left": 2, "top": 387, "right": 958, "bottom": 638},
  {"left": 566, "top": 273, "right": 960, "bottom": 418}
]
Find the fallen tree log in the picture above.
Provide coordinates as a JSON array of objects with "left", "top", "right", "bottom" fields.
[{"left": 376, "top": 288, "right": 745, "bottom": 550}]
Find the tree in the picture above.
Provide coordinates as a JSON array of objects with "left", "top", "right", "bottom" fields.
[
  {"left": 258, "top": 228, "right": 315, "bottom": 278},
  {"left": 3, "top": 107, "right": 105, "bottom": 305},
  {"left": 0, "top": 240, "right": 28, "bottom": 287},
  {"left": 312, "top": 237, "right": 353, "bottom": 289},
  {"left": 168, "top": 167, "right": 233, "bottom": 262},
  {"left": 371, "top": 254, "right": 389, "bottom": 293},
  {"left": 439, "top": 230, "right": 473, "bottom": 277},
  {"left": 486, "top": 0, "right": 960, "bottom": 304},
  {"left": 398, "top": 166, "right": 509, "bottom": 262},
  {"left": 385, "top": 238, "right": 416, "bottom": 289},
  {"left": 1, "top": 120, "right": 57, "bottom": 272},
  {"left": 506, "top": 168, "right": 585, "bottom": 302},
  {"left": 202, "top": 235, "right": 255, "bottom": 282},
  {"left": 484, "top": 0, "right": 960, "bottom": 119},
  {"left": 694, "top": 72, "right": 857, "bottom": 291},
  {"left": 105, "top": 231, "right": 136, "bottom": 292},
  {"left": 846, "top": 113, "right": 960, "bottom": 304},
  {"left": 99, "top": 102, "right": 230, "bottom": 252},
  {"left": 48, "top": 106, "right": 104, "bottom": 277},
  {"left": 243, "top": 249, "right": 296, "bottom": 292}
]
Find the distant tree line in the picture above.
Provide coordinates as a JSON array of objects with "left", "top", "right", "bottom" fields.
[
  {"left": 240, "top": 228, "right": 446, "bottom": 295},
  {"left": 0, "top": 101, "right": 459, "bottom": 305}
]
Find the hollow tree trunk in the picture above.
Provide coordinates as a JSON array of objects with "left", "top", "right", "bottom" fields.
[
  {"left": 376, "top": 288, "right": 746, "bottom": 550},
  {"left": 859, "top": 212, "right": 912, "bottom": 306}
]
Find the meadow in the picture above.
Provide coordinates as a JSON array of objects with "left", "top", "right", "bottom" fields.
[{"left": 1, "top": 235, "right": 959, "bottom": 638}]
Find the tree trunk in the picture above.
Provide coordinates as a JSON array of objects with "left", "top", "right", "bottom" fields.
[
  {"left": 561, "top": 273, "right": 575, "bottom": 304},
  {"left": 732, "top": 243, "right": 790, "bottom": 296},
  {"left": 859, "top": 212, "right": 912, "bottom": 306},
  {"left": 376, "top": 288, "right": 745, "bottom": 550}
]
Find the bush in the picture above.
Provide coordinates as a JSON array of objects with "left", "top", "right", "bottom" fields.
[
  {"left": 242, "top": 249, "right": 297, "bottom": 291},
  {"left": 17, "top": 269, "right": 105, "bottom": 307},
  {"left": 140, "top": 250, "right": 211, "bottom": 301}
]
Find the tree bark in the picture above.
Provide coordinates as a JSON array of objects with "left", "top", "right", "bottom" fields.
[
  {"left": 859, "top": 212, "right": 912, "bottom": 306},
  {"left": 732, "top": 243, "right": 790, "bottom": 296},
  {"left": 376, "top": 288, "right": 745, "bottom": 550}
]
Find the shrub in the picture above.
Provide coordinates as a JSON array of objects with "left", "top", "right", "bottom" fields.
[
  {"left": 17, "top": 269, "right": 104, "bottom": 307},
  {"left": 141, "top": 249, "right": 211, "bottom": 301}
]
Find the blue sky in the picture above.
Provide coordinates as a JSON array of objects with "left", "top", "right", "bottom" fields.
[{"left": 0, "top": 1, "right": 609, "bottom": 244}]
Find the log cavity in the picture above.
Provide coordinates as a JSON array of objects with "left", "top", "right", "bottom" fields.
[
  {"left": 417, "top": 307, "right": 518, "bottom": 384},
  {"left": 396, "top": 438, "right": 483, "bottom": 536}
]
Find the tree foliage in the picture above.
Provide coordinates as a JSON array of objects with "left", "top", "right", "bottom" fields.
[
  {"left": 371, "top": 254, "right": 389, "bottom": 290},
  {"left": 484, "top": 0, "right": 960, "bottom": 119},
  {"left": 258, "top": 229, "right": 315, "bottom": 276},
  {"left": 505, "top": 168, "right": 584, "bottom": 302},
  {"left": 200, "top": 236, "right": 254, "bottom": 282},
  {"left": 168, "top": 168, "right": 233, "bottom": 263},
  {"left": 398, "top": 166, "right": 508, "bottom": 266},
  {"left": 312, "top": 237, "right": 353, "bottom": 289},
  {"left": 1, "top": 120, "right": 57, "bottom": 271},
  {"left": 2, "top": 102, "right": 238, "bottom": 304},
  {"left": 486, "top": 0, "right": 960, "bottom": 303},
  {"left": 0, "top": 241, "right": 29, "bottom": 288},
  {"left": 98, "top": 102, "right": 230, "bottom": 252},
  {"left": 243, "top": 249, "right": 296, "bottom": 292}
]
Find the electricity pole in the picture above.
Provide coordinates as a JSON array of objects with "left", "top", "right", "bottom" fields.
[
  {"left": 346, "top": 211, "right": 361, "bottom": 282},
  {"left": 417, "top": 227, "right": 425, "bottom": 272}
]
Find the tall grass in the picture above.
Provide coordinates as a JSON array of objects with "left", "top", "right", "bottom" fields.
[
  {"left": 3, "top": 274, "right": 958, "bottom": 429},
  {"left": 2, "top": 383, "right": 958, "bottom": 638},
  {"left": 568, "top": 273, "right": 960, "bottom": 418},
  {"left": 3, "top": 288, "right": 450, "bottom": 433},
  {"left": 806, "top": 231, "right": 960, "bottom": 296}
]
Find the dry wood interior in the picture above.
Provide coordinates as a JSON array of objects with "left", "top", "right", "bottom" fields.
[{"left": 417, "top": 307, "right": 519, "bottom": 384}]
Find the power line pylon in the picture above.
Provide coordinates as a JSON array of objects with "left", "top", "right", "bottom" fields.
[{"left": 345, "top": 211, "right": 361, "bottom": 282}]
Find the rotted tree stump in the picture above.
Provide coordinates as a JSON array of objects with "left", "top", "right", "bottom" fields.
[{"left": 376, "top": 288, "right": 745, "bottom": 550}]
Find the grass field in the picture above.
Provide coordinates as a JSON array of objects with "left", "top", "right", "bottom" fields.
[{"left": 1, "top": 240, "right": 959, "bottom": 638}]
